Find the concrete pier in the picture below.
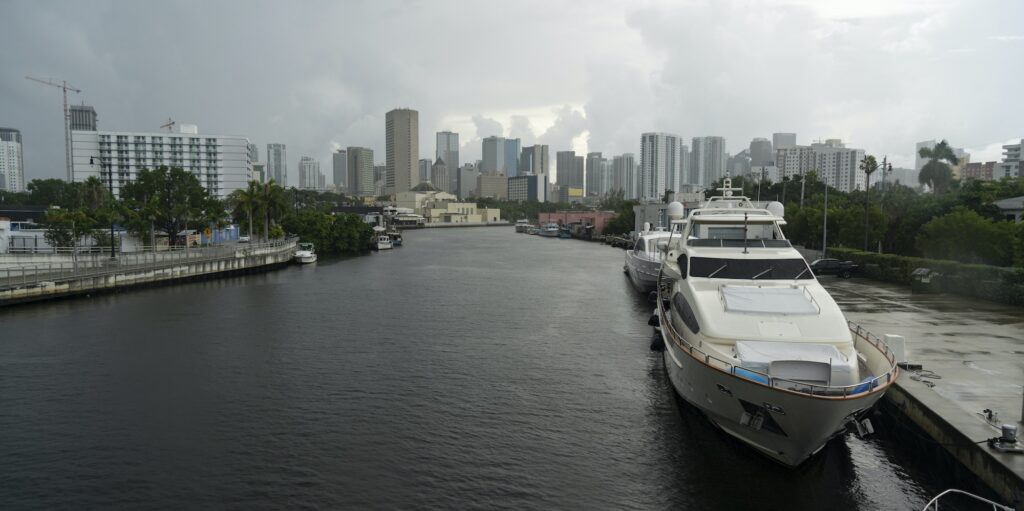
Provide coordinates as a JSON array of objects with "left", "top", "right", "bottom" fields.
[
  {"left": 824, "top": 278, "right": 1024, "bottom": 508},
  {"left": 0, "top": 239, "right": 297, "bottom": 306}
]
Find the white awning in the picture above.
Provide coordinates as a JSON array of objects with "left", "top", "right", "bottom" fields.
[{"left": 721, "top": 286, "right": 818, "bottom": 315}]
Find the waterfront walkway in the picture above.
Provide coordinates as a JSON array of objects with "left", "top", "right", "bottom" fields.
[
  {"left": 824, "top": 278, "right": 1024, "bottom": 507},
  {"left": 0, "top": 239, "right": 297, "bottom": 306}
]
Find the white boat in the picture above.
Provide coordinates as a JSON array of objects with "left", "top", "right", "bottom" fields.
[
  {"left": 624, "top": 222, "right": 682, "bottom": 294},
  {"left": 294, "top": 242, "right": 317, "bottom": 263},
  {"left": 538, "top": 222, "right": 560, "bottom": 237},
  {"left": 653, "top": 178, "right": 898, "bottom": 467},
  {"left": 514, "top": 219, "right": 531, "bottom": 233},
  {"left": 375, "top": 234, "right": 393, "bottom": 250}
]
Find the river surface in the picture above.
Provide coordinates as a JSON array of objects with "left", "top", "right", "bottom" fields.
[{"left": 0, "top": 228, "right": 978, "bottom": 509}]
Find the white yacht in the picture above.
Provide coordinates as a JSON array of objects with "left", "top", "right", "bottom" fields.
[
  {"left": 653, "top": 178, "right": 898, "bottom": 467},
  {"left": 624, "top": 222, "right": 683, "bottom": 294},
  {"left": 375, "top": 234, "right": 393, "bottom": 250},
  {"left": 514, "top": 219, "right": 531, "bottom": 233},
  {"left": 294, "top": 242, "right": 317, "bottom": 264},
  {"left": 538, "top": 222, "right": 560, "bottom": 237}
]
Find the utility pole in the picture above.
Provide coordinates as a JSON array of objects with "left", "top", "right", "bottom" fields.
[{"left": 26, "top": 76, "right": 81, "bottom": 182}]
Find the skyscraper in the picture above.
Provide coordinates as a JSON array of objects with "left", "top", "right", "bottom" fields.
[
  {"left": 267, "top": 143, "right": 287, "bottom": 186},
  {"left": 332, "top": 149, "right": 347, "bottom": 191},
  {"left": 0, "top": 128, "right": 25, "bottom": 192},
  {"left": 385, "top": 108, "right": 418, "bottom": 195},
  {"left": 298, "top": 156, "right": 321, "bottom": 190},
  {"left": 436, "top": 131, "right": 459, "bottom": 193},
  {"left": 504, "top": 138, "right": 521, "bottom": 177},
  {"left": 69, "top": 104, "right": 98, "bottom": 131},
  {"left": 346, "top": 147, "right": 374, "bottom": 196},
  {"left": 418, "top": 158, "right": 432, "bottom": 184},
  {"left": 586, "top": 152, "right": 604, "bottom": 196},
  {"left": 430, "top": 157, "right": 449, "bottom": 193},
  {"left": 639, "top": 132, "right": 682, "bottom": 201},
  {"left": 773, "top": 133, "right": 796, "bottom": 150},
  {"left": 613, "top": 153, "right": 636, "bottom": 198},
  {"left": 481, "top": 136, "right": 504, "bottom": 174},
  {"left": 749, "top": 138, "right": 773, "bottom": 166},
  {"left": 556, "top": 151, "right": 584, "bottom": 189},
  {"left": 519, "top": 145, "right": 549, "bottom": 176},
  {"left": 691, "top": 136, "right": 727, "bottom": 186}
]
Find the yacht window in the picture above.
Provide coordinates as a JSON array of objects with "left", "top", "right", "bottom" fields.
[
  {"left": 689, "top": 257, "right": 813, "bottom": 280},
  {"left": 671, "top": 293, "right": 700, "bottom": 334},
  {"left": 633, "top": 239, "right": 644, "bottom": 252},
  {"left": 677, "top": 254, "right": 688, "bottom": 279}
]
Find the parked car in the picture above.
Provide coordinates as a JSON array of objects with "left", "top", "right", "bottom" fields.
[
  {"left": 238, "top": 235, "right": 251, "bottom": 243},
  {"left": 809, "top": 258, "right": 858, "bottom": 278}
]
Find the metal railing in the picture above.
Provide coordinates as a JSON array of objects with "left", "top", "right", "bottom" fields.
[
  {"left": 659, "top": 302, "right": 899, "bottom": 398},
  {"left": 921, "top": 489, "right": 1013, "bottom": 510},
  {"left": 0, "top": 238, "right": 297, "bottom": 291}
]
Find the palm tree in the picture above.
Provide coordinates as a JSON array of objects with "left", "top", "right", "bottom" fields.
[
  {"left": 228, "top": 181, "right": 261, "bottom": 239},
  {"left": 918, "top": 140, "right": 959, "bottom": 194},
  {"left": 859, "top": 155, "right": 879, "bottom": 251},
  {"left": 257, "top": 180, "right": 288, "bottom": 240}
]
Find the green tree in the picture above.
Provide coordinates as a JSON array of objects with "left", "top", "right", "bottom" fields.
[
  {"left": 119, "top": 166, "right": 212, "bottom": 247},
  {"left": 27, "top": 178, "right": 79, "bottom": 208},
  {"left": 915, "top": 207, "right": 1015, "bottom": 265},
  {"left": 859, "top": 155, "right": 879, "bottom": 250},
  {"left": 918, "top": 140, "right": 959, "bottom": 195},
  {"left": 257, "top": 180, "right": 288, "bottom": 240},
  {"left": 227, "top": 181, "right": 261, "bottom": 239},
  {"left": 42, "top": 208, "right": 94, "bottom": 250}
]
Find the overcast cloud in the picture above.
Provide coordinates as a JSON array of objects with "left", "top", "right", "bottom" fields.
[{"left": 2, "top": 0, "right": 1022, "bottom": 184}]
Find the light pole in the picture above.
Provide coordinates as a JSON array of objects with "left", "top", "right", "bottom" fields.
[
  {"left": 822, "top": 182, "right": 828, "bottom": 259},
  {"left": 89, "top": 155, "right": 116, "bottom": 260}
]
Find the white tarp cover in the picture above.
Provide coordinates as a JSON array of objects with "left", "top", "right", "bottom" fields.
[
  {"left": 721, "top": 286, "right": 818, "bottom": 315},
  {"left": 735, "top": 341, "right": 855, "bottom": 385}
]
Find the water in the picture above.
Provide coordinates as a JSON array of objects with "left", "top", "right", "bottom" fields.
[{"left": 0, "top": 228, "right": 962, "bottom": 509}]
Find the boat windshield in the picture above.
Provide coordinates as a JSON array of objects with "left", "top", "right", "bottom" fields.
[{"left": 689, "top": 257, "right": 813, "bottom": 280}]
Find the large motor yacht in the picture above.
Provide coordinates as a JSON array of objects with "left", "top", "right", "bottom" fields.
[
  {"left": 624, "top": 220, "right": 684, "bottom": 294},
  {"left": 654, "top": 178, "right": 898, "bottom": 467}
]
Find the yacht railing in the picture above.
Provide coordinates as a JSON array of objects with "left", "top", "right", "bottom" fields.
[
  {"left": 660, "top": 305, "right": 899, "bottom": 398},
  {"left": 920, "top": 489, "right": 1013, "bottom": 511}
]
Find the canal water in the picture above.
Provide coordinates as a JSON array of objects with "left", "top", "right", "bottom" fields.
[{"left": 0, "top": 228, "right": 971, "bottom": 508}]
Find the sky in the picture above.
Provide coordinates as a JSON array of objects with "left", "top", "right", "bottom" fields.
[{"left": 2, "top": 0, "right": 1022, "bottom": 185}]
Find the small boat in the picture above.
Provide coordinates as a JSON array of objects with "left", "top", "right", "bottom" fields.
[
  {"left": 514, "top": 219, "right": 531, "bottom": 233},
  {"left": 294, "top": 242, "right": 317, "bottom": 263},
  {"left": 527, "top": 226, "right": 540, "bottom": 235},
  {"left": 387, "top": 228, "right": 403, "bottom": 246},
  {"left": 375, "top": 234, "right": 393, "bottom": 250},
  {"left": 558, "top": 225, "right": 571, "bottom": 239},
  {"left": 538, "top": 222, "right": 560, "bottom": 237}
]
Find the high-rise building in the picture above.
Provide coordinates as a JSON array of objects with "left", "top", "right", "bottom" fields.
[
  {"left": 612, "top": 153, "right": 636, "bottom": 198},
  {"left": 811, "top": 139, "right": 865, "bottom": 193},
  {"left": 749, "top": 138, "right": 773, "bottom": 166},
  {"left": 458, "top": 163, "right": 480, "bottom": 199},
  {"left": 373, "top": 163, "right": 387, "bottom": 196},
  {"left": 70, "top": 126, "right": 252, "bottom": 198},
  {"left": 508, "top": 173, "right": 549, "bottom": 202},
  {"left": 298, "top": 156, "right": 322, "bottom": 190},
  {"left": 418, "top": 158, "right": 432, "bottom": 184},
  {"left": 481, "top": 136, "right": 504, "bottom": 174},
  {"left": 477, "top": 173, "right": 508, "bottom": 199},
  {"left": 0, "top": 128, "right": 25, "bottom": 193},
  {"left": 519, "top": 145, "right": 549, "bottom": 175},
  {"left": 247, "top": 143, "right": 259, "bottom": 164},
  {"left": 346, "top": 147, "right": 374, "bottom": 196},
  {"left": 69, "top": 105, "right": 98, "bottom": 131},
  {"left": 504, "top": 138, "right": 521, "bottom": 177},
  {"left": 333, "top": 149, "right": 347, "bottom": 191},
  {"left": 430, "top": 157, "right": 449, "bottom": 193},
  {"left": 252, "top": 162, "right": 266, "bottom": 183},
  {"left": 691, "top": 136, "right": 727, "bottom": 187},
  {"left": 997, "top": 140, "right": 1022, "bottom": 180},
  {"left": 586, "top": 152, "right": 604, "bottom": 196},
  {"left": 267, "top": 143, "right": 287, "bottom": 186},
  {"left": 385, "top": 108, "right": 418, "bottom": 195},
  {"left": 915, "top": 140, "right": 936, "bottom": 172},
  {"left": 775, "top": 145, "right": 815, "bottom": 180},
  {"left": 556, "top": 151, "right": 584, "bottom": 189},
  {"left": 436, "top": 131, "right": 459, "bottom": 193},
  {"left": 639, "top": 133, "right": 682, "bottom": 200},
  {"left": 773, "top": 133, "right": 796, "bottom": 150}
]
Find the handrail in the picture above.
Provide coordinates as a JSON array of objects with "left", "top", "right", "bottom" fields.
[
  {"left": 659, "top": 301, "right": 899, "bottom": 398},
  {"left": 921, "top": 489, "right": 1013, "bottom": 510}
]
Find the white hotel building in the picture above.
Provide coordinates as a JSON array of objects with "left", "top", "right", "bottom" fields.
[{"left": 71, "top": 126, "right": 252, "bottom": 199}]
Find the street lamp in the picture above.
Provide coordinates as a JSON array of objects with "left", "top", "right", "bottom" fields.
[{"left": 89, "top": 155, "right": 116, "bottom": 260}]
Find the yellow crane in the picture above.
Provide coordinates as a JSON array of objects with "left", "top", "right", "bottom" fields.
[{"left": 25, "top": 76, "right": 81, "bottom": 181}]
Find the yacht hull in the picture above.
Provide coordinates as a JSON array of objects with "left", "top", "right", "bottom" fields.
[
  {"left": 658, "top": 309, "right": 885, "bottom": 467},
  {"left": 624, "top": 252, "right": 661, "bottom": 293},
  {"left": 294, "top": 254, "right": 317, "bottom": 264}
]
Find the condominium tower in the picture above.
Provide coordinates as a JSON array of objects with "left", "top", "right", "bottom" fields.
[
  {"left": 0, "top": 128, "right": 25, "bottom": 192},
  {"left": 639, "top": 133, "right": 682, "bottom": 201},
  {"left": 385, "top": 108, "right": 418, "bottom": 195},
  {"left": 267, "top": 143, "right": 287, "bottom": 186}
]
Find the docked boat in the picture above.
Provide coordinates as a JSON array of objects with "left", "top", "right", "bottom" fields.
[
  {"left": 653, "top": 178, "right": 898, "bottom": 467},
  {"left": 375, "top": 234, "right": 393, "bottom": 250},
  {"left": 558, "top": 225, "right": 572, "bottom": 239},
  {"left": 387, "top": 228, "right": 403, "bottom": 246},
  {"left": 514, "top": 219, "right": 531, "bottom": 233},
  {"left": 538, "top": 222, "right": 560, "bottom": 237},
  {"left": 294, "top": 242, "right": 317, "bottom": 264},
  {"left": 527, "top": 226, "right": 540, "bottom": 235},
  {"left": 624, "top": 223, "right": 680, "bottom": 294}
]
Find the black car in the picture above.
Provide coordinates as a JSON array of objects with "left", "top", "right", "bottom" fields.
[{"left": 809, "top": 258, "right": 858, "bottom": 278}]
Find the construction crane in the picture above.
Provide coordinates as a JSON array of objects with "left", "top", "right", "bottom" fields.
[
  {"left": 160, "top": 118, "right": 176, "bottom": 132},
  {"left": 25, "top": 76, "right": 81, "bottom": 182}
]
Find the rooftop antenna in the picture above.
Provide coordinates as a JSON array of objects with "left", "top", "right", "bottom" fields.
[
  {"left": 25, "top": 76, "right": 80, "bottom": 181},
  {"left": 160, "top": 118, "right": 175, "bottom": 132}
]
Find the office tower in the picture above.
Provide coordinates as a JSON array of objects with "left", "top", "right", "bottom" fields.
[
  {"left": 481, "top": 136, "right": 504, "bottom": 174},
  {"left": 586, "top": 152, "right": 604, "bottom": 196},
  {"left": 773, "top": 133, "right": 796, "bottom": 150},
  {"left": 385, "top": 108, "right": 418, "bottom": 195},
  {"left": 556, "top": 151, "right": 584, "bottom": 189},
  {"left": 519, "top": 144, "right": 549, "bottom": 175},
  {"left": 252, "top": 162, "right": 266, "bottom": 183},
  {"left": 458, "top": 163, "right": 480, "bottom": 198},
  {"left": 69, "top": 126, "right": 252, "bottom": 199},
  {"left": 419, "top": 158, "right": 432, "bottom": 184},
  {"left": 639, "top": 132, "right": 682, "bottom": 200},
  {"left": 267, "top": 143, "right": 287, "bottom": 186},
  {"left": 373, "top": 163, "right": 387, "bottom": 196},
  {"left": 613, "top": 153, "right": 636, "bottom": 199},
  {"left": 333, "top": 149, "right": 347, "bottom": 191},
  {"left": 436, "top": 131, "right": 459, "bottom": 193},
  {"left": 69, "top": 104, "right": 98, "bottom": 131},
  {"left": 691, "top": 136, "right": 726, "bottom": 186},
  {"left": 749, "top": 138, "right": 773, "bottom": 166},
  {"left": 508, "top": 173, "right": 549, "bottom": 202},
  {"left": 298, "top": 156, "right": 321, "bottom": 190},
  {"left": 504, "top": 138, "right": 521, "bottom": 177},
  {"left": 346, "top": 147, "right": 374, "bottom": 196},
  {"left": 430, "top": 157, "right": 449, "bottom": 193},
  {"left": 0, "top": 128, "right": 25, "bottom": 192}
]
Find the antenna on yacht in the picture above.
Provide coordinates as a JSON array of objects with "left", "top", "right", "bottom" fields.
[{"left": 743, "top": 212, "right": 749, "bottom": 254}]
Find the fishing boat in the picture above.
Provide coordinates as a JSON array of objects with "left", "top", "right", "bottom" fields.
[
  {"left": 375, "top": 234, "right": 393, "bottom": 250},
  {"left": 294, "top": 242, "right": 317, "bottom": 264},
  {"left": 387, "top": 227, "right": 403, "bottom": 246},
  {"left": 538, "top": 222, "right": 560, "bottom": 237},
  {"left": 652, "top": 178, "right": 898, "bottom": 467}
]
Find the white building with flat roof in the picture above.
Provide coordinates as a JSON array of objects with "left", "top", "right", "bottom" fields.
[
  {"left": 71, "top": 126, "right": 252, "bottom": 199},
  {"left": 639, "top": 133, "right": 682, "bottom": 201}
]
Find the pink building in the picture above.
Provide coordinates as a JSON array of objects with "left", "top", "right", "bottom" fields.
[{"left": 538, "top": 210, "right": 617, "bottom": 234}]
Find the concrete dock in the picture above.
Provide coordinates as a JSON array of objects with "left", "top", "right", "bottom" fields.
[
  {"left": 824, "top": 278, "right": 1024, "bottom": 508},
  {"left": 0, "top": 239, "right": 298, "bottom": 306}
]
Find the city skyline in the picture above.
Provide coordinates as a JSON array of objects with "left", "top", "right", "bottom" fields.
[{"left": 4, "top": 0, "right": 1023, "bottom": 187}]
